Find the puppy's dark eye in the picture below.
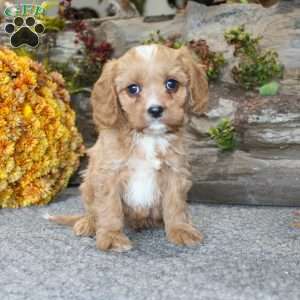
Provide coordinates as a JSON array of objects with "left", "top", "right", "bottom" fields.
[
  {"left": 127, "top": 84, "right": 141, "bottom": 96},
  {"left": 165, "top": 79, "right": 179, "bottom": 92}
]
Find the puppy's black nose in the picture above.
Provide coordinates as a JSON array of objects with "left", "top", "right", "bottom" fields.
[{"left": 148, "top": 106, "right": 164, "bottom": 119}]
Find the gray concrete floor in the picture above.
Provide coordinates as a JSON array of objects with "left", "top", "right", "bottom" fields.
[{"left": 1, "top": 188, "right": 300, "bottom": 300}]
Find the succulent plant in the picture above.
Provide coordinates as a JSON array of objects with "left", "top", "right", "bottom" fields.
[{"left": 208, "top": 118, "right": 236, "bottom": 151}]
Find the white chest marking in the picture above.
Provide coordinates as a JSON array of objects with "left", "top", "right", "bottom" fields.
[{"left": 124, "top": 133, "right": 169, "bottom": 208}]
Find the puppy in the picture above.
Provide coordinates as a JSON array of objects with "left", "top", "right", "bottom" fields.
[{"left": 48, "top": 44, "right": 208, "bottom": 252}]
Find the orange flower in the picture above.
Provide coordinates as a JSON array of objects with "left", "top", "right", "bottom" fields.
[{"left": 0, "top": 47, "right": 84, "bottom": 208}]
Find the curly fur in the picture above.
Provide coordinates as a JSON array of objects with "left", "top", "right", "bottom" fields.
[{"left": 48, "top": 45, "right": 208, "bottom": 252}]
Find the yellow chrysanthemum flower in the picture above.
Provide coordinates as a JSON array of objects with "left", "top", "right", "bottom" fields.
[{"left": 0, "top": 47, "right": 84, "bottom": 208}]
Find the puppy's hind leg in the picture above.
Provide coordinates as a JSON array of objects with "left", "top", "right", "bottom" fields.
[
  {"left": 72, "top": 181, "right": 97, "bottom": 236},
  {"left": 45, "top": 214, "right": 96, "bottom": 237},
  {"left": 45, "top": 182, "right": 96, "bottom": 236}
]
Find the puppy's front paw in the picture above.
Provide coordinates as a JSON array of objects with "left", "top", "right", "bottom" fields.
[
  {"left": 167, "top": 224, "right": 203, "bottom": 246},
  {"left": 96, "top": 231, "right": 133, "bottom": 252}
]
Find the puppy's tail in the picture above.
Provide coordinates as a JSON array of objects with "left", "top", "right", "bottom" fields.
[{"left": 44, "top": 213, "right": 84, "bottom": 226}]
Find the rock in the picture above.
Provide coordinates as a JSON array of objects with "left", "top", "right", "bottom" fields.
[
  {"left": 94, "top": 14, "right": 185, "bottom": 57},
  {"left": 184, "top": 0, "right": 300, "bottom": 96},
  {"left": 49, "top": 29, "right": 80, "bottom": 61},
  {"left": 235, "top": 96, "right": 300, "bottom": 149},
  {"left": 186, "top": 83, "right": 300, "bottom": 206},
  {"left": 190, "top": 97, "right": 238, "bottom": 134},
  {"left": 143, "top": 0, "right": 176, "bottom": 19},
  {"left": 70, "top": 92, "right": 97, "bottom": 148},
  {"left": 188, "top": 147, "right": 300, "bottom": 206},
  {"left": 206, "top": 98, "right": 238, "bottom": 120},
  {"left": 69, "top": 92, "right": 97, "bottom": 186}
]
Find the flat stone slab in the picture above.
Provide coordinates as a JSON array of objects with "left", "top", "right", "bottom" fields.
[
  {"left": 187, "top": 83, "right": 300, "bottom": 206},
  {"left": 1, "top": 188, "right": 300, "bottom": 300}
]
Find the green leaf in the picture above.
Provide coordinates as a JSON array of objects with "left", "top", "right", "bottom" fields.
[
  {"left": 259, "top": 81, "right": 279, "bottom": 96},
  {"left": 208, "top": 118, "right": 236, "bottom": 152}
]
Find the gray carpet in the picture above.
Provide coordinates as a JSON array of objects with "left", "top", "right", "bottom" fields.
[{"left": 1, "top": 188, "right": 300, "bottom": 300}]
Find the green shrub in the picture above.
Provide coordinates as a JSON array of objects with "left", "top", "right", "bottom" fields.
[{"left": 224, "top": 25, "right": 283, "bottom": 90}]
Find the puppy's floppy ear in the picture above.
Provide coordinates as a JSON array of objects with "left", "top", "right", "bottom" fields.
[
  {"left": 179, "top": 47, "right": 208, "bottom": 114},
  {"left": 91, "top": 60, "right": 121, "bottom": 130}
]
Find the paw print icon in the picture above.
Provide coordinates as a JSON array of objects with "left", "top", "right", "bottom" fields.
[{"left": 5, "top": 16, "right": 45, "bottom": 48}]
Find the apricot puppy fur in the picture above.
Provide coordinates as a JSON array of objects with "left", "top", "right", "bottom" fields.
[{"left": 48, "top": 44, "right": 208, "bottom": 252}]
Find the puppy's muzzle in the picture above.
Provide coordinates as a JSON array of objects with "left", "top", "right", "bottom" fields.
[{"left": 148, "top": 105, "right": 164, "bottom": 119}]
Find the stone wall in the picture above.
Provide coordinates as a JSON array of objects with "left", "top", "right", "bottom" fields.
[{"left": 187, "top": 83, "right": 300, "bottom": 206}]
